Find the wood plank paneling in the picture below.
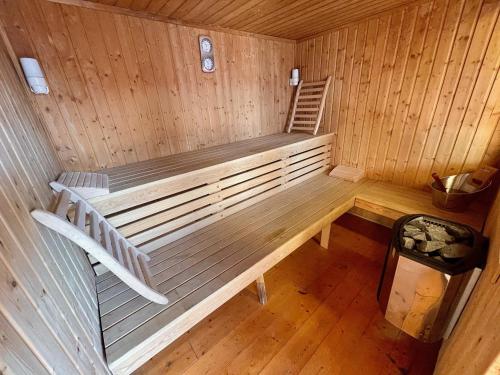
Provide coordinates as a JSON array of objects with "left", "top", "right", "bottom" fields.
[
  {"left": 73, "top": 0, "right": 419, "bottom": 40},
  {"left": 296, "top": 0, "right": 500, "bottom": 188},
  {"left": 133, "top": 215, "right": 439, "bottom": 375},
  {"left": 0, "top": 28, "right": 108, "bottom": 374},
  {"left": 435, "top": 187, "right": 500, "bottom": 374},
  {"left": 1, "top": 0, "right": 295, "bottom": 171}
]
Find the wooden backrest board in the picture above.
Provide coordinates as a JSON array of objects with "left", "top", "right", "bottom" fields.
[
  {"left": 31, "top": 185, "right": 168, "bottom": 305},
  {"left": 287, "top": 77, "right": 332, "bottom": 135}
]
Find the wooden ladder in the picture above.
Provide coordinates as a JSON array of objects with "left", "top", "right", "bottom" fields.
[
  {"left": 286, "top": 76, "right": 332, "bottom": 135},
  {"left": 31, "top": 184, "right": 168, "bottom": 305}
]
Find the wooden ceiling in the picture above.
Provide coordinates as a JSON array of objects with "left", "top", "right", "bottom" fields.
[{"left": 82, "top": 0, "right": 419, "bottom": 40}]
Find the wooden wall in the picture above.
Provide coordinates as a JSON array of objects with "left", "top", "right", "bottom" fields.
[
  {"left": 296, "top": 0, "right": 500, "bottom": 188},
  {"left": 1, "top": 0, "right": 295, "bottom": 171},
  {"left": 435, "top": 186, "right": 499, "bottom": 374},
  {"left": 0, "top": 29, "right": 107, "bottom": 374}
]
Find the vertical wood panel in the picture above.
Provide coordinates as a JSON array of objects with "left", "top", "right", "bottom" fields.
[
  {"left": 435, "top": 187, "right": 500, "bottom": 374},
  {"left": 0, "top": 311, "right": 50, "bottom": 375},
  {"left": 0, "top": 29, "right": 108, "bottom": 374},
  {"left": 1, "top": 0, "right": 295, "bottom": 171},
  {"left": 296, "top": 0, "right": 500, "bottom": 188}
]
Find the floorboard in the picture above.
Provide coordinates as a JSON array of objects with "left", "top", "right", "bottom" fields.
[{"left": 133, "top": 214, "right": 440, "bottom": 375}]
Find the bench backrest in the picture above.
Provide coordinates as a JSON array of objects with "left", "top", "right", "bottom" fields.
[
  {"left": 287, "top": 77, "right": 332, "bottom": 135},
  {"left": 31, "top": 185, "right": 168, "bottom": 305},
  {"left": 88, "top": 134, "right": 334, "bottom": 254}
]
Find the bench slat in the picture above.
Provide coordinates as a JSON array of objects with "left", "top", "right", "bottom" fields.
[
  {"left": 110, "top": 230, "right": 124, "bottom": 265},
  {"left": 73, "top": 200, "right": 86, "bottom": 231},
  {"left": 119, "top": 239, "right": 131, "bottom": 271},
  {"left": 89, "top": 211, "right": 100, "bottom": 242},
  {"left": 54, "top": 189, "right": 71, "bottom": 218},
  {"left": 101, "top": 222, "right": 113, "bottom": 255}
]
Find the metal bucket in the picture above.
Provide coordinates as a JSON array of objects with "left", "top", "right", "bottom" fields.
[{"left": 430, "top": 173, "right": 491, "bottom": 212}]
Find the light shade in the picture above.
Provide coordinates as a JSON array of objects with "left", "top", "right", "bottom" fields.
[{"left": 19, "top": 57, "right": 49, "bottom": 95}]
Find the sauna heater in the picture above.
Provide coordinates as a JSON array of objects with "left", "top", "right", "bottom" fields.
[{"left": 378, "top": 215, "right": 487, "bottom": 343}]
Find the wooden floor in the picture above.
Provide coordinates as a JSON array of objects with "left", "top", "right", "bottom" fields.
[
  {"left": 133, "top": 214, "right": 440, "bottom": 375},
  {"left": 100, "top": 133, "right": 316, "bottom": 192}
]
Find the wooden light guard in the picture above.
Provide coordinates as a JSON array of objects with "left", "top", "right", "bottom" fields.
[
  {"left": 287, "top": 76, "right": 332, "bottom": 135},
  {"left": 31, "top": 183, "right": 168, "bottom": 305}
]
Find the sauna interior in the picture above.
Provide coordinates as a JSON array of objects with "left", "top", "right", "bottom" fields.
[{"left": 0, "top": 0, "right": 499, "bottom": 374}]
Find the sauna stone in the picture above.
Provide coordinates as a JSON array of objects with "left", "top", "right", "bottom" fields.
[
  {"left": 405, "top": 231, "right": 427, "bottom": 241},
  {"left": 426, "top": 226, "right": 455, "bottom": 243},
  {"left": 440, "top": 243, "right": 472, "bottom": 259},
  {"left": 402, "top": 237, "right": 415, "bottom": 249},
  {"left": 445, "top": 224, "right": 472, "bottom": 240},
  {"left": 417, "top": 240, "right": 447, "bottom": 253}
]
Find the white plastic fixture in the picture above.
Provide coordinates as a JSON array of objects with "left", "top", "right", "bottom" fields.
[
  {"left": 289, "top": 68, "right": 300, "bottom": 86},
  {"left": 199, "top": 35, "right": 215, "bottom": 73},
  {"left": 19, "top": 57, "right": 49, "bottom": 95}
]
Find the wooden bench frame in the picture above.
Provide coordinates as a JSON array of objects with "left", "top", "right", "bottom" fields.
[
  {"left": 88, "top": 134, "right": 334, "bottom": 254},
  {"left": 102, "top": 177, "right": 483, "bottom": 375},
  {"left": 33, "top": 133, "right": 485, "bottom": 375}
]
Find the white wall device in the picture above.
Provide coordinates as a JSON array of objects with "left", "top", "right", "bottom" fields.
[
  {"left": 19, "top": 57, "right": 49, "bottom": 95},
  {"left": 290, "top": 68, "right": 300, "bottom": 86},
  {"left": 199, "top": 35, "right": 215, "bottom": 73}
]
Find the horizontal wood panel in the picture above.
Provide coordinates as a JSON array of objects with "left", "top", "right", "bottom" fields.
[
  {"left": 0, "top": 32, "right": 108, "bottom": 373},
  {"left": 79, "top": 0, "right": 419, "bottom": 40},
  {"left": 296, "top": 0, "right": 500, "bottom": 188},
  {"left": 0, "top": 0, "right": 294, "bottom": 171}
]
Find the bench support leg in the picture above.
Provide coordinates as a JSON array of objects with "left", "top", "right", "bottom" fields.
[
  {"left": 256, "top": 274, "right": 267, "bottom": 305},
  {"left": 320, "top": 223, "right": 331, "bottom": 249}
]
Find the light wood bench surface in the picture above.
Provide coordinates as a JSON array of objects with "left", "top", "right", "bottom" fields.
[
  {"left": 96, "top": 179, "right": 485, "bottom": 374},
  {"left": 100, "top": 133, "right": 317, "bottom": 192},
  {"left": 46, "top": 133, "right": 486, "bottom": 375}
]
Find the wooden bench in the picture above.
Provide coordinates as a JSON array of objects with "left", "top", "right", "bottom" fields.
[{"left": 33, "top": 133, "right": 487, "bottom": 375}]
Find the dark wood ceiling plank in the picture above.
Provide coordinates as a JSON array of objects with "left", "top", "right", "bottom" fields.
[{"left": 73, "top": 0, "right": 426, "bottom": 39}]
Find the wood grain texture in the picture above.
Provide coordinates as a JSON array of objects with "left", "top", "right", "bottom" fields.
[
  {"left": 435, "top": 186, "right": 500, "bottom": 375},
  {"left": 0, "top": 0, "right": 295, "bottom": 171},
  {"left": 31, "top": 187, "right": 169, "bottom": 305},
  {"left": 72, "top": 0, "right": 419, "bottom": 40},
  {"left": 94, "top": 171, "right": 487, "bottom": 374},
  {"left": 296, "top": 0, "right": 500, "bottom": 188},
  {"left": 133, "top": 215, "right": 440, "bottom": 375},
  {"left": 0, "top": 31, "right": 108, "bottom": 374}
]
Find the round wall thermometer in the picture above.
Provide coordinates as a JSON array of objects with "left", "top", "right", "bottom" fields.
[
  {"left": 199, "top": 35, "right": 215, "bottom": 73},
  {"left": 202, "top": 57, "right": 214, "bottom": 71},
  {"left": 200, "top": 38, "right": 213, "bottom": 53}
]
